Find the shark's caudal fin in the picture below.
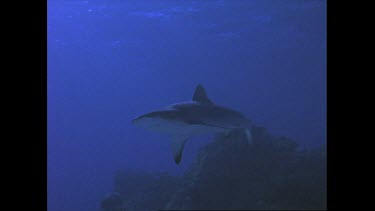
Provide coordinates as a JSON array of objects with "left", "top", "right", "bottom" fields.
[
  {"left": 170, "top": 135, "right": 189, "bottom": 164},
  {"left": 244, "top": 128, "right": 253, "bottom": 145},
  {"left": 192, "top": 84, "right": 214, "bottom": 104},
  {"left": 223, "top": 128, "right": 253, "bottom": 145}
]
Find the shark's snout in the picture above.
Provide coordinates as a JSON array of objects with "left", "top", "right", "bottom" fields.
[
  {"left": 131, "top": 116, "right": 143, "bottom": 124},
  {"left": 131, "top": 116, "right": 145, "bottom": 126},
  {"left": 131, "top": 116, "right": 151, "bottom": 126},
  {"left": 131, "top": 112, "right": 159, "bottom": 125}
]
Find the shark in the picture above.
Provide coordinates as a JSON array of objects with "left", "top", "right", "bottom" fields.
[{"left": 132, "top": 84, "right": 253, "bottom": 164}]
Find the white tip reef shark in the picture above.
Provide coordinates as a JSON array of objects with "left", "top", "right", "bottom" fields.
[{"left": 132, "top": 84, "right": 253, "bottom": 164}]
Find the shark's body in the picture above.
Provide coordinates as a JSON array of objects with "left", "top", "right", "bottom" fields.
[{"left": 132, "top": 84, "right": 252, "bottom": 164}]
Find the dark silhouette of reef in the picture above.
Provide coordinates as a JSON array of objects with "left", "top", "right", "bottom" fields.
[{"left": 101, "top": 126, "right": 326, "bottom": 211}]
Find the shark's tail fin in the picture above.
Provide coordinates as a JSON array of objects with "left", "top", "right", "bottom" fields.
[
  {"left": 244, "top": 128, "right": 253, "bottom": 145},
  {"left": 221, "top": 128, "right": 253, "bottom": 145}
]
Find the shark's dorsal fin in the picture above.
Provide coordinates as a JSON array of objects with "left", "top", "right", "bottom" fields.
[
  {"left": 192, "top": 84, "right": 213, "bottom": 104},
  {"left": 170, "top": 135, "right": 189, "bottom": 164}
]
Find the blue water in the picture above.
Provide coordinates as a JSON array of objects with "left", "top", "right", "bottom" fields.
[{"left": 48, "top": 1, "right": 326, "bottom": 210}]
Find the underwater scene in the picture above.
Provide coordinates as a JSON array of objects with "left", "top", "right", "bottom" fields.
[{"left": 48, "top": 0, "right": 326, "bottom": 210}]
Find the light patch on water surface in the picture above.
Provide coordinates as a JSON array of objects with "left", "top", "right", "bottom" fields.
[
  {"left": 129, "top": 5, "right": 199, "bottom": 19},
  {"left": 218, "top": 31, "right": 241, "bottom": 39},
  {"left": 130, "top": 11, "right": 170, "bottom": 19}
]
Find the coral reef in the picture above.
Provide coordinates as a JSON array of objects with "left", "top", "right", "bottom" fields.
[{"left": 101, "top": 126, "right": 326, "bottom": 210}]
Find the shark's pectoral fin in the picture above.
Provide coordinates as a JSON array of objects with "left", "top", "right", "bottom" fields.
[{"left": 170, "top": 135, "right": 189, "bottom": 164}]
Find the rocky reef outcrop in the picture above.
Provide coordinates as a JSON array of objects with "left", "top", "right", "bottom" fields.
[{"left": 101, "top": 126, "right": 326, "bottom": 210}]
